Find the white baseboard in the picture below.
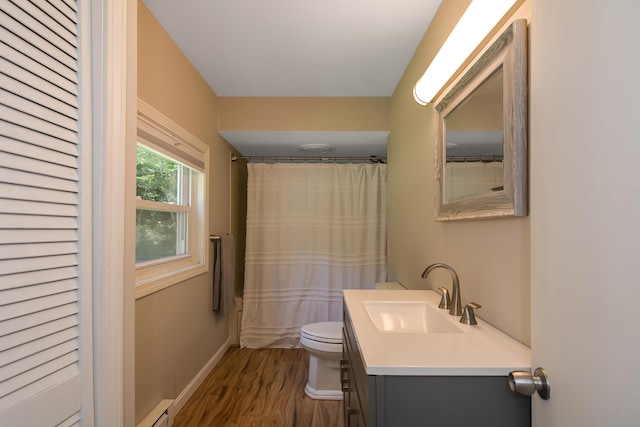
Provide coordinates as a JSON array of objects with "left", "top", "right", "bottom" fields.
[{"left": 168, "top": 338, "right": 231, "bottom": 425}]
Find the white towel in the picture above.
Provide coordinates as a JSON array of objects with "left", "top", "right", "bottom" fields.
[{"left": 212, "top": 234, "right": 236, "bottom": 315}]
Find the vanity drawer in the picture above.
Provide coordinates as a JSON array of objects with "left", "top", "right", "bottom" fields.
[{"left": 375, "top": 375, "right": 530, "bottom": 426}]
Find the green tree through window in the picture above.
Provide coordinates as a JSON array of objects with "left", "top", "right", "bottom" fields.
[{"left": 136, "top": 144, "right": 190, "bottom": 262}]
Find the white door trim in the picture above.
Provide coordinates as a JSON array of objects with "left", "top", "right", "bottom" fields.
[{"left": 90, "top": 0, "right": 136, "bottom": 425}]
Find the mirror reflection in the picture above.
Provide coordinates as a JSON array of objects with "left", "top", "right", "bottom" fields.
[{"left": 444, "top": 67, "right": 504, "bottom": 202}]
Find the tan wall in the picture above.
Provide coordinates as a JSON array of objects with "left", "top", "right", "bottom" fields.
[
  {"left": 135, "top": 2, "right": 240, "bottom": 422},
  {"left": 388, "top": 0, "right": 532, "bottom": 345},
  {"left": 218, "top": 96, "right": 390, "bottom": 131}
]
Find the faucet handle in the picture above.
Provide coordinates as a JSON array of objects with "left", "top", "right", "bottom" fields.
[
  {"left": 437, "top": 287, "right": 451, "bottom": 310},
  {"left": 460, "top": 302, "right": 482, "bottom": 325}
]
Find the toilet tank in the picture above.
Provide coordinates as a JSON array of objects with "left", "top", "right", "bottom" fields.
[{"left": 374, "top": 282, "right": 405, "bottom": 290}]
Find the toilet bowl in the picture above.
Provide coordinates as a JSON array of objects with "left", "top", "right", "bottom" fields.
[
  {"left": 300, "top": 321, "right": 343, "bottom": 400},
  {"left": 300, "top": 282, "right": 405, "bottom": 400}
]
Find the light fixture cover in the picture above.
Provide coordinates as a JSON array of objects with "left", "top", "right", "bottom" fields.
[
  {"left": 413, "top": 0, "right": 517, "bottom": 106},
  {"left": 297, "top": 143, "right": 334, "bottom": 154}
]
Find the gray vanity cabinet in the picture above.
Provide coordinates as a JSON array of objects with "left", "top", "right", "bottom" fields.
[
  {"left": 342, "top": 312, "right": 372, "bottom": 426},
  {"left": 342, "top": 307, "right": 531, "bottom": 427}
]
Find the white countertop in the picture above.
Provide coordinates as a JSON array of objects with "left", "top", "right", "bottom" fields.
[{"left": 343, "top": 289, "right": 531, "bottom": 376}]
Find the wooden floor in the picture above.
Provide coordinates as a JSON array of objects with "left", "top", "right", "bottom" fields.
[{"left": 172, "top": 347, "right": 344, "bottom": 427}]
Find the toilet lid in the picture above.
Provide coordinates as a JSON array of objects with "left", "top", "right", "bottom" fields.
[{"left": 301, "top": 321, "right": 342, "bottom": 344}]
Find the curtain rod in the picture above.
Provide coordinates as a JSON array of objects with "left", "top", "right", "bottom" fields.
[
  {"left": 446, "top": 155, "right": 503, "bottom": 163},
  {"left": 231, "top": 154, "right": 386, "bottom": 163}
]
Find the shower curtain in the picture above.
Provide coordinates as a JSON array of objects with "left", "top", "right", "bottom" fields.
[{"left": 240, "top": 162, "right": 387, "bottom": 348}]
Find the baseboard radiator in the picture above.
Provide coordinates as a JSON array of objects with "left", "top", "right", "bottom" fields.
[{"left": 137, "top": 399, "right": 173, "bottom": 427}]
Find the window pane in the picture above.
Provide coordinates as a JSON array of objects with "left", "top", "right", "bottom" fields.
[
  {"left": 136, "top": 144, "right": 180, "bottom": 204},
  {"left": 136, "top": 209, "right": 188, "bottom": 262}
]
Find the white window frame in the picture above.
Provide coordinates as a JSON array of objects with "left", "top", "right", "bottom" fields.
[{"left": 135, "top": 99, "right": 209, "bottom": 299}]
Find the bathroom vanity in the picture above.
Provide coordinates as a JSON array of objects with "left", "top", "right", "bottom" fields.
[{"left": 341, "top": 290, "right": 531, "bottom": 426}]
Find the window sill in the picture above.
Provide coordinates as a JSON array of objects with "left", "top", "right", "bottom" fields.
[{"left": 135, "top": 262, "right": 208, "bottom": 299}]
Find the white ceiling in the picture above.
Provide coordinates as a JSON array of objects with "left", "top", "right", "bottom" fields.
[{"left": 142, "top": 0, "right": 443, "bottom": 157}]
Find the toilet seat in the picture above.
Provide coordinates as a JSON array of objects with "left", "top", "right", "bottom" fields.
[
  {"left": 300, "top": 321, "right": 342, "bottom": 344},
  {"left": 300, "top": 321, "right": 342, "bottom": 353}
]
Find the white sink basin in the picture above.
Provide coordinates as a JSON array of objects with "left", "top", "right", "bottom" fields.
[{"left": 363, "top": 301, "right": 463, "bottom": 334}]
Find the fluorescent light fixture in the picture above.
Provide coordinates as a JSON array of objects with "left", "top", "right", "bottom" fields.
[{"left": 413, "top": 0, "right": 517, "bottom": 106}]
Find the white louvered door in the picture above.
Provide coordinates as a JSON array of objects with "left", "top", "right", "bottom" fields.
[{"left": 0, "top": 0, "right": 89, "bottom": 425}]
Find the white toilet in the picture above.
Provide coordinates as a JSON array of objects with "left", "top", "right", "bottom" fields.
[
  {"left": 300, "top": 321, "right": 343, "bottom": 400},
  {"left": 300, "top": 282, "right": 405, "bottom": 400}
]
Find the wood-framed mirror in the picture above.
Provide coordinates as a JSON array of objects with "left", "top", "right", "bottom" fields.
[{"left": 434, "top": 19, "right": 528, "bottom": 221}]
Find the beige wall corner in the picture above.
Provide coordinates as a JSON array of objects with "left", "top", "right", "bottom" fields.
[{"left": 138, "top": 2, "right": 217, "bottom": 142}]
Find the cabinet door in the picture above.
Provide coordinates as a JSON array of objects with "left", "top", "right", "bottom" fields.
[
  {"left": 342, "top": 331, "right": 361, "bottom": 426},
  {"left": 343, "top": 309, "right": 370, "bottom": 427},
  {"left": 342, "top": 361, "right": 365, "bottom": 426}
]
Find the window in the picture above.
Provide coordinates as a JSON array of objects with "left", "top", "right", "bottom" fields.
[
  {"left": 136, "top": 144, "right": 192, "bottom": 262},
  {"left": 135, "top": 100, "right": 209, "bottom": 298}
]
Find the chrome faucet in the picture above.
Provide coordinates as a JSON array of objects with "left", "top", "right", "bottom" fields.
[{"left": 421, "top": 263, "right": 462, "bottom": 316}]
